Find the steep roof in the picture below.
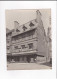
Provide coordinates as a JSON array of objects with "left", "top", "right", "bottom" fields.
[
  {"left": 6, "top": 28, "right": 14, "bottom": 34},
  {"left": 12, "top": 19, "right": 38, "bottom": 37}
]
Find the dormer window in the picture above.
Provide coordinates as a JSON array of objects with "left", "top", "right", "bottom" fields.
[
  {"left": 22, "top": 25, "right": 27, "bottom": 31},
  {"left": 29, "top": 21, "right": 34, "bottom": 27},
  {"left": 16, "top": 29, "right": 20, "bottom": 32}
]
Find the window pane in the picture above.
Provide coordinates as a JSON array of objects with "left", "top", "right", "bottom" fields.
[
  {"left": 28, "top": 43, "right": 33, "bottom": 49},
  {"left": 14, "top": 46, "right": 18, "bottom": 49},
  {"left": 21, "top": 45, "right": 25, "bottom": 49}
]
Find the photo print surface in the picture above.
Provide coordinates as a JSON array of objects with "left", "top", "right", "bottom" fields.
[{"left": 6, "top": 9, "right": 52, "bottom": 70}]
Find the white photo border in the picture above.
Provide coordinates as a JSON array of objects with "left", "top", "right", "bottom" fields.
[{"left": 0, "top": 1, "right": 56, "bottom": 80}]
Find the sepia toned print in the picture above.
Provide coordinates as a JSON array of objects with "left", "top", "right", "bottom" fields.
[{"left": 6, "top": 9, "right": 52, "bottom": 70}]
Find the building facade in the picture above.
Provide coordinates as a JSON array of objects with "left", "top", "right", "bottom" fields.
[{"left": 6, "top": 10, "right": 49, "bottom": 63}]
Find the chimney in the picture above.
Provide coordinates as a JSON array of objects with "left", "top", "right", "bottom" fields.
[
  {"left": 14, "top": 21, "right": 19, "bottom": 30},
  {"left": 36, "top": 10, "right": 42, "bottom": 23}
]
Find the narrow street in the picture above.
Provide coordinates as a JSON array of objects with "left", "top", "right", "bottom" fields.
[{"left": 7, "top": 63, "right": 52, "bottom": 70}]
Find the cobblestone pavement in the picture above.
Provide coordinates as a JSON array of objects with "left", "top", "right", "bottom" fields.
[{"left": 7, "top": 63, "right": 52, "bottom": 70}]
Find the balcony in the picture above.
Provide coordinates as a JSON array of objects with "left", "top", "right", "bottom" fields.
[{"left": 12, "top": 50, "right": 38, "bottom": 55}]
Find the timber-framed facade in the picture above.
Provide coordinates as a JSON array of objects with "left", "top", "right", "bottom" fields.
[{"left": 6, "top": 10, "right": 50, "bottom": 63}]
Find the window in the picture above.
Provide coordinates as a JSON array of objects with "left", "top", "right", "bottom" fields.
[
  {"left": 28, "top": 43, "right": 33, "bottom": 49},
  {"left": 7, "top": 48, "right": 9, "bottom": 50},
  {"left": 14, "top": 46, "right": 18, "bottom": 49},
  {"left": 22, "top": 25, "right": 27, "bottom": 31},
  {"left": 29, "top": 22, "right": 34, "bottom": 27},
  {"left": 21, "top": 45, "right": 25, "bottom": 49},
  {"left": 7, "top": 41, "right": 9, "bottom": 43},
  {"left": 16, "top": 29, "right": 20, "bottom": 32},
  {"left": 7, "top": 46, "right": 10, "bottom": 50}
]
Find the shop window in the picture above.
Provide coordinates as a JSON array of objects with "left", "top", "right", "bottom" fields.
[{"left": 28, "top": 43, "right": 33, "bottom": 49}]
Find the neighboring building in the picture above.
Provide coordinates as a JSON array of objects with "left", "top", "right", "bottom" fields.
[
  {"left": 47, "top": 27, "right": 52, "bottom": 63},
  {"left": 6, "top": 28, "right": 14, "bottom": 62},
  {"left": 6, "top": 10, "right": 49, "bottom": 63}
]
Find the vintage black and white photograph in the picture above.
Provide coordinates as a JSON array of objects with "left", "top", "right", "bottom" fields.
[{"left": 6, "top": 9, "right": 52, "bottom": 70}]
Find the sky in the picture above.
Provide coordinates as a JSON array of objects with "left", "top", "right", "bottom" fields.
[{"left": 5, "top": 9, "right": 51, "bottom": 35}]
